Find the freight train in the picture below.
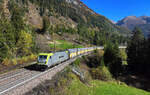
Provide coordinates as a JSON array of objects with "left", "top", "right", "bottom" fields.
[{"left": 37, "top": 47, "right": 103, "bottom": 70}]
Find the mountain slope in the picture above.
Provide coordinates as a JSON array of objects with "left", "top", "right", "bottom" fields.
[
  {"left": 0, "top": 0, "right": 130, "bottom": 62},
  {"left": 2, "top": 0, "right": 129, "bottom": 43},
  {"left": 117, "top": 16, "right": 150, "bottom": 36}
]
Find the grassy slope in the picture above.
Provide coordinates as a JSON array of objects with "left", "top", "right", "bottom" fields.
[
  {"left": 66, "top": 75, "right": 150, "bottom": 95},
  {"left": 94, "top": 81, "right": 150, "bottom": 95},
  {"left": 49, "top": 40, "right": 83, "bottom": 50}
]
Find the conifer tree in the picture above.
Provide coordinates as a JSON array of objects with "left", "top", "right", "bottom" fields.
[
  {"left": 0, "top": 19, "right": 16, "bottom": 61},
  {"left": 17, "top": 30, "right": 33, "bottom": 56},
  {"left": 104, "top": 42, "right": 122, "bottom": 77},
  {"left": 42, "top": 16, "right": 50, "bottom": 34},
  {"left": 127, "top": 27, "right": 145, "bottom": 73}
]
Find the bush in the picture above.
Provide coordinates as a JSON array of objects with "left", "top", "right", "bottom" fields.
[
  {"left": 120, "top": 50, "right": 127, "bottom": 61},
  {"left": 48, "top": 69, "right": 75, "bottom": 95},
  {"left": 2, "top": 58, "right": 12, "bottom": 66},
  {"left": 12, "top": 59, "right": 17, "bottom": 65},
  {"left": 100, "top": 66, "right": 112, "bottom": 81},
  {"left": 2, "top": 54, "right": 37, "bottom": 66},
  {"left": 96, "top": 50, "right": 104, "bottom": 58},
  {"left": 26, "top": 54, "right": 37, "bottom": 62},
  {"left": 85, "top": 50, "right": 104, "bottom": 68},
  {"left": 83, "top": 71, "right": 92, "bottom": 83},
  {"left": 90, "top": 66, "right": 112, "bottom": 81},
  {"left": 73, "top": 58, "right": 81, "bottom": 66}
]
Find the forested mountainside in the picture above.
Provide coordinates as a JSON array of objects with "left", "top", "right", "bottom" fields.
[
  {"left": 117, "top": 16, "right": 150, "bottom": 37},
  {"left": 0, "top": 0, "right": 129, "bottom": 62}
]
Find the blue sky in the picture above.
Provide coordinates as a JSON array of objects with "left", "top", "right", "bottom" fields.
[{"left": 81, "top": 0, "right": 150, "bottom": 22}]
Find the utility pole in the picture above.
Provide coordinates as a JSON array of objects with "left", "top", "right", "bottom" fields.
[
  {"left": 54, "top": 38, "right": 56, "bottom": 52},
  {"left": 51, "top": 25, "right": 56, "bottom": 52},
  {"left": 52, "top": 27, "right": 56, "bottom": 52}
]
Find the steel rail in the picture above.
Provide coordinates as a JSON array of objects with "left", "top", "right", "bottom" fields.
[
  {"left": 0, "top": 71, "right": 40, "bottom": 93},
  {"left": 0, "top": 62, "right": 36, "bottom": 79},
  {"left": 0, "top": 70, "right": 38, "bottom": 87},
  {"left": 0, "top": 70, "right": 29, "bottom": 82}
]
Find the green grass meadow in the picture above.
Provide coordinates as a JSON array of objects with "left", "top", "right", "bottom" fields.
[
  {"left": 49, "top": 40, "right": 83, "bottom": 50},
  {"left": 66, "top": 75, "right": 150, "bottom": 95}
]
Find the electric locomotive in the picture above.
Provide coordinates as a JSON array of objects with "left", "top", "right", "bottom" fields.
[{"left": 37, "top": 47, "right": 99, "bottom": 69}]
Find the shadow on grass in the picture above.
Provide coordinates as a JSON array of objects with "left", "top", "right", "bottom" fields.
[{"left": 119, "top": 74, "right": 150, "bottom": 92}]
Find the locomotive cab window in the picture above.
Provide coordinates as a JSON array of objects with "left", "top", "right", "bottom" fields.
[
  {"left": 38, "top": 55, "right": 48, "bottom": 63},
  {"left": 39, "top": 55, "right": 47, "bottom": 59}
]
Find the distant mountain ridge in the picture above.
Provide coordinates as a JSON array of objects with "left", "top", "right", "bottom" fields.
[{"left": 116, "top": 16, "right": 150, "bottom": 36}]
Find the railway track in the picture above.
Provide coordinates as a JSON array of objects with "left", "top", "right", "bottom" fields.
[
  {"left": 0, "top": 47, "right": 126, "bottom": 95},
  {"left": 0, "top": 69, "right": 28, "bottom": 81},
  {"left": 0, "top": 62, "right": 37, "bottom": 80},
  {"left": 0, "top": 52, "right": 90, "bottom": 95},
  {"left": 0, "top": 68, "right": 40, "bottom": 94},
  {"left": 0, "top": 71, "right": 40, "bottom": 92}
]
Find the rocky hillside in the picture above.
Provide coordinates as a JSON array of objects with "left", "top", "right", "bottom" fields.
[
  {"left": 1, "top": 0, "right": 130, "bottom": 43},
  {"left": 0, "top": 0, "right": 130, "bottom": 62},
  {"left": 117, "top": 16, "right": 150, "bottom": 36}
]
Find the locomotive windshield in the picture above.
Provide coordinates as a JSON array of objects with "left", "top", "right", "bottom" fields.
[{"left": 38, "top": 55, "right": 47, "bottom": 63}]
